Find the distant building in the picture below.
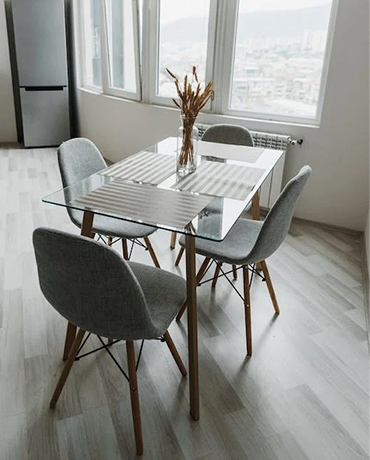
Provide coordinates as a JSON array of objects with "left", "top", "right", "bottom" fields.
[{"left": 301, "top": 30, "right": 328, "bottom": 53}]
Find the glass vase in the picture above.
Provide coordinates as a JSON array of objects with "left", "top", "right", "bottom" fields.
[{"left": 177, "top": 115, "right": 198, "bottom": 176}]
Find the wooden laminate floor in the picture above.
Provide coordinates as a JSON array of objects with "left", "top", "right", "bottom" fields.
[{"left": 0, "top": 146, "right": 369, "bottom": 460}]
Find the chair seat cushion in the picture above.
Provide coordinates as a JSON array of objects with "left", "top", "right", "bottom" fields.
[
  {"left": 71, "top": 210, "right": 156, "bottom": 239},
  {"left": 179, "top": 218, "right": 264, "bottom": 265},
  {"left": 93, "top": 214, "right": 156, "bottom": 239},
  {"left": 128, "top": 262, "right": 186, "bottom": 335}
]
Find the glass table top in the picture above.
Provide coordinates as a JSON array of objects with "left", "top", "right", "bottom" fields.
[{"left": 43, "top": 137, "right": 284, "bottom": 242}]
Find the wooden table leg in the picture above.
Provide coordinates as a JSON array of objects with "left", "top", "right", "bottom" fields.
[
  {"left": 63, "top": 211, "right": 95, "bottom": 360},
  {"left": 252, "top": 192, "right": 262, "bottom": 271},
  {"left": 185, "top": 234, "right": 199, "bottom": 420},
  {"left": 252, "top": 191, "right": 260, "bottom": 221}
]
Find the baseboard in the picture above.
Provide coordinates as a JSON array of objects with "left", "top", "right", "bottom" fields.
[
  {"left": 258, "top": 209, "right": 361, "bottom": 236},
  {"left": 359, "top": 233, "right": 370, "bottom": 349},
  {"left": 280, "top": 213, "right": 362, "bottom": 236},
  {"left": 0, "top": 141, "right": 22, "bottom": 148},
  {"left": 243, "top": 210, "right": 363, "bottom": 237}
]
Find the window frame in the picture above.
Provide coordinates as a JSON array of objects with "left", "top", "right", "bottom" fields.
[
  {"left": 310, "top": 0, "right": 339, "bottom": 126},
  {"left": 79, "top": 0, "right": 103, "bottom": 93},
  {"left": 142, "top": 0, "right": 217, "bottom": 108},
  {"left": 219, "top": 0, "right": 339, "bottom": 126},
  {"left": 79, "top": 0, "right": 142, "bottom": 100},
  {"left": 78, "top": 0, "right": 339, "bottom": 126},
  {"left": 102, "top": 0, "right": 142, "bottom": 101}
]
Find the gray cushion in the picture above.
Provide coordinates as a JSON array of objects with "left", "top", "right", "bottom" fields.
[
  {"left": 180, "top": 166, "right": 312, "bottom": 266},
  {"left": 247, "top": 165, "right": 312, "bottom": 263},
  {"left": 58, "top": 138, "right": 107, "bottom": 186},
  {"left": 33, "top": 228, "right": 185, "bottom": 340},
  {"left": 202, "top": 124, "right": 254, "bottom": 147},
  {"left": 73, "top": 212, "right": 156, "bottom": 239},
  {"left": 179, "top": 218, "right": 264, "bottom": 265},
  {"left": 128, "top": 262, "right": 186, "bottom": 333},
  {"left": 58, "top": 138, "right": 156, "bottom": 239},
  {"left": 201, "top": 125, "right": 254, "bottom": 214}
]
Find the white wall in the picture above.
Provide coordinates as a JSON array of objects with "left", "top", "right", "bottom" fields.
[
  {"left": 0, "top": 0, "right": 16, "bottom": 143},
  {"left": 78, "top": 0, "right": 369, "bottom": 231}
]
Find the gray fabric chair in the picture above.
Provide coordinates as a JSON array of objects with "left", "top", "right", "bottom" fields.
[
  {"left": 173, "top": 123, "right": 254, "bottom": 273},
  {"left": 33, "top": 227, "right": 187, "bottom": 455},
  {"left": 202, "top": 123, "right": 254, "bottom": 146},
  {"left": 177, "top": 166, "right": 312, "bottom": 356},
  {"left": 58, "top": 137, "right": 160, "bottom": 268}
]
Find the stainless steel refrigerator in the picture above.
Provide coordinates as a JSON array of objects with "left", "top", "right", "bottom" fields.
[{"left": 11, "top": 0, "right": 70, "bottom": 147}]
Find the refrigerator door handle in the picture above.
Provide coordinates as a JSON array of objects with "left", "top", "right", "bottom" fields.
[{"left": 24, "top": 86, "right": 65, "bottom": 91}]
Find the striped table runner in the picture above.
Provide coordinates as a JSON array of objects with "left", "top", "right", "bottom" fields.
[
  {"left": 199, "top": 141, "right": 265, "bottom": 163},
  {"left": 172, "top": 161, "right": 265, "bottom": 201},
  {"left": 73, "top": 179, "right": 212, "bottom": 230},
  {"left": 100, "top": 151, "right": 176, "bottom": 185}
]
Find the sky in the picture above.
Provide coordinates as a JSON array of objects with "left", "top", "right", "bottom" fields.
[
  {"left": 238, "top": 0, "right": 330, "bottom": 13},
  {"left": 160, "top": 0, "right": 330, "bottom": 25}
]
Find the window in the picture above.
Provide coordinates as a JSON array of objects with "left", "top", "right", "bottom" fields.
[
  {"left": 81, "top": 0, "right": 102, "bottom": 89},
  {"left": 143, "top": 0, "right": 216, "bottom": 106},
  {"left": 228, "top": 0, "right": 334, "bottom": 121},
  {"left": 156, "top": 0, "right": 212, "bottom": 98},
  {"left": 78, "top": 0, "right": 337, "bottom": 124},
  {"left": 80, "top": 0, "right": 140, "bottom": 99},
  {"left": 105, "top": 0, "right": 139, "bottom": 95}
]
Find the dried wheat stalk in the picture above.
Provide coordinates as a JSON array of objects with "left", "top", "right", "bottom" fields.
[{"left": 167, "top": 66, "right": 213, "bottom": 168}]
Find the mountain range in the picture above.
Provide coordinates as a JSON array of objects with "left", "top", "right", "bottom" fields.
[{"left": 161, "top": 4, "right": 332, "bottom": 43}]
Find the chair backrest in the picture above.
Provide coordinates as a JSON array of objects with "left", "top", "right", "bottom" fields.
[
  {"left": 58, "top": 137, "right": 107, "bottom": 186},
  {"left": 246, "top": 166, "right": 312, "bottom": 263},
  {"left": 57, "top": 137, "right": 107, "bottom": 227},
  {"left": 33, "top": 227, "right": 161, "bottom": 340},
  {"left": 202, "top": 124, "right": 254, "bottom": 147}
]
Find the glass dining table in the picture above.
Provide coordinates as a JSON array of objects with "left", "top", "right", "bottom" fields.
[{"left": 43, "top": 136, "right": 285, "bottom": 421}]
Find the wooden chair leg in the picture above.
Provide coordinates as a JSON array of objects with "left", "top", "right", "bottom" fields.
[
  {"left": 63, "top": 321, "right": 77, "bottom": 361},
  {"left": 212, "top": 263, "right": 221, "bottom": 288},
  {"left": 232, "top": 265, "right": 238, "bottom": 280},
  {"left": 175, "top": 247, "right": 185, "bottom": 266},
  {"left": 261, "top": 260, "right": 280, "bottom": 314},
  {"left": 176, "top": 299, "right": 187, "bottom": 321},
  {"left": 170, "top": 232, "right": 177, "bottom": 249},
  {"left": 176, "top": 257, "right": 212, "bottom": 321},
  {"left": 163, "top": 331, "right": 187, "bottom": 376},
  {"left": 144, "top": 237, "right": 161, "bottom": 268},
  {"left": 122, "top": 239, "right": 129, "bottom": 260},
  {"left": 242, "top": 267, "right": 252, "bottom": 356},
  {"left": 126, "top": 341, "right": 144, "bottom": 455},
  {"left": 196, "top": 257, "right": 211, "bottom": 284},
  {"left": 50, "top": 328, "right": 86, "bottom": 408}
]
